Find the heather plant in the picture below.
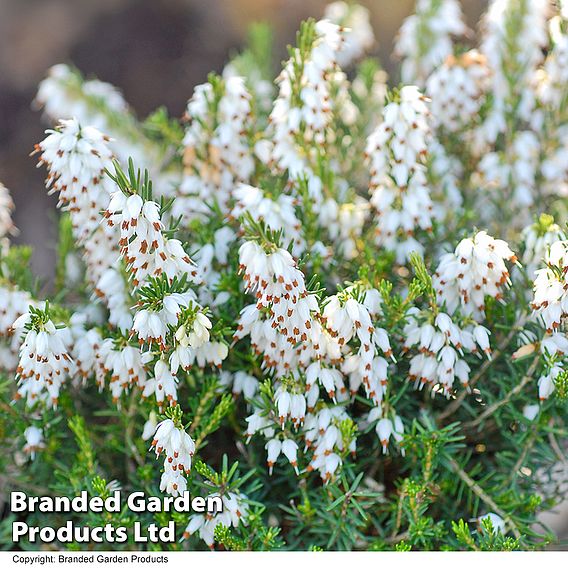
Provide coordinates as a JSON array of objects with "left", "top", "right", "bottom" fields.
[{"left": 1, "top": 0, "right": 568, "bottom": 551}]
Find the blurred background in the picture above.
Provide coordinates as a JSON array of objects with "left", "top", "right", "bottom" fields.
[{"left": 0, "top": 0, "right": 487, "bottom": 280}]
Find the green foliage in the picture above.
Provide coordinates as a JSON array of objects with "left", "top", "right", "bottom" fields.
[
  {"left": 0, "top": 244, "right": 36, "bottom": 292},
  {"left": 143, "top": 107, "right": 185, "bottom": 149}
]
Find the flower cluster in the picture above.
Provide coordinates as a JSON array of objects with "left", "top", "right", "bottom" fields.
[
  {"left": 0, "top": 285, "right": 33, "bottom": 373},
  {"left": 324, "top": 1, "right": 374, "bottom": 68},
  {"left": 35, "top": 65, "right": 128, "bottom": 132},
  {"left": 305, "top": 406, "right": 356, "bottom": 481},
  {"left": 23, "top": 426, "right": 45, "bottom": 460},
  {"left": 323, "top": 291, "right": 393, "bottom": 405},
  {"left": 36, "top": 119, "right": 131, "bottom": 329},
  {"left": 403, "top": 309, "right": 491, "bottom": 396},
  {"left": 179, "top": 76, "right": 254, "bottom": 220},
  {"left": 35, "top": 64, "right": 164, "bottom": 181},
  {"left": 232, "top": 184, "right": 305, "bottom": 256},
  {"left": 258, "top": 18, "right": 347, "bottom": 186},
  {"left": 183, "top": 491, "right": 249, "bottom": 548},
  {"left": 532, "top": 240, "right": 568, "bottom": 332},
  {"left": 426, "top": 51, "right": 491, "bottom": 134},
  {"left": 104, "top": 191, "right": 199, "bottom": 288},
  {"left": 13, "top": 307, "right": 75, "bottom": 408},
  {"left": 521, "top": 214, "right": 564, "bottom": 280},
  {"left": 395, "top": 0, "right": 467, "bottom": 86},
  {"left": 100, "top": 338, "right": 150, "bottom": 404},
  {"left": 480, "top": 0, "right": 549, "bottom": 143},
  {"left": 236, "top": 240, "right": 318, "bottom": 376},
  {"left": 150, "top": 417, "right": 196, "bottom": 497},
  {"left": 0, "top": 182, "right": 16, "bottom": 247},
  {"left": 477, "top": 130, "right": 541, "bottom": 212},
  {"left": 434, "top": 231, "right": 517, "bottom": 321},
  {"left": 36, "top": 119, "right": 115, "bottom": 258},
  {"left": 366, "top": 86, "right": 432, "bottom": 262},
  {"left": 537, "top": 12, "right": 568, "bottom": 107}
]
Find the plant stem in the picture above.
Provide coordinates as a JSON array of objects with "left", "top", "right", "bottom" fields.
[
  {"left": 464, "top": 356, "right": 539, "bottom": 429},
  {"left": 438, "top": 315, "right": 528, "bottom": 423},
  {"left": 446, "top": 456, "right": 521, "bottom": 540}
]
